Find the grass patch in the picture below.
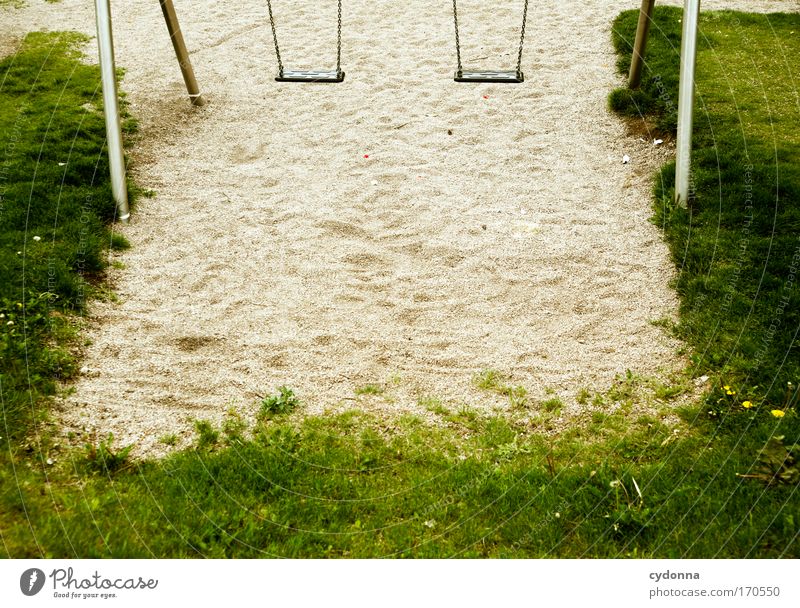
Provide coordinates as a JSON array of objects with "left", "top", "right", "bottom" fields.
[
  {"left": 2, "top": 409, "right": 798, "bottom": 557},
  {"left": 473, "top": 369, "right": 529, "bottom": 408},
  {"left": 607, "top": 4, "right": 800, "bottom": 551},
  {"left": 355, "top": 383, "right": 384, "bottom": 396},
  {"left": 610, "top": 8, "right": 800, "bottom": 405},
  {"left": 0, "top": 32, "right": 135, "bottom": 441}
]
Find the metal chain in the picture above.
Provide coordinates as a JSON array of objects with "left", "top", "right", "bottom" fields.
[
  {"left": 452, "top": 0, "right": 462, "bottom": 74},
  {"left": 454, "top": 0, "right": 528, "bottom": 76},
  {"left": 266, "top": 0, "right": 284, "bottom": 75},
  {"left": 267, "top": 0, "right": 341, "bottom": 76},
  {"left": 516, "top": 0, "right": 529, "bottom": 75},
  {"left": 337, "top": 0, "right": 342, "bottom": 73}
]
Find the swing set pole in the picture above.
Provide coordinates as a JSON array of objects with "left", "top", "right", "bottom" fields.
[
  {"left": 95, "top": 0, "right": 129, "bottom": 222},
  {"left": 95, "top": 0, "right": 203, "bottom": 222},
  {"left": 159, "top": 0, "right": 204, "bottom": 106},
  {"left": 675, "top": 0, "right": 700, "bottom": 207},
  {"left": 628, "top": 0, "right": 656, "bottom": 89}
]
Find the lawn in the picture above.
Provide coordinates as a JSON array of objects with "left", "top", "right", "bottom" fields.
[{"left": 1, "top": 11, "right": 798, "bottom": 558}]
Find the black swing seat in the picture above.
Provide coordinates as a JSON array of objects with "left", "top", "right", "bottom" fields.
[
  {"left": 454, "top": 70, "right": 524, "bottom": 83},
  {"left": 276, "top": 69, "right": 345, "bottom": 83}
]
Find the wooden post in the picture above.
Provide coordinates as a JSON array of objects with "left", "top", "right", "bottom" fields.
[
  {"left": 675, "top": 0, "right": 701, "bottom": 207},
  {"left": 629, "top": 0, "right": 656, "bottom": 89},
  {"left": 95, "top": 0, "right": 130, "bottom": 222},
  {"left": 159, "top": 0, "right": 204, "bottom": 106}
]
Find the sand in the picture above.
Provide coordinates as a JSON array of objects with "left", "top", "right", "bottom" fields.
[{"left": 3, "top": 0, "right": 796, "bottom": 456}]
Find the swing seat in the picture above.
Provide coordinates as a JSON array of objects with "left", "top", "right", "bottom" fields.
[
  {"left": 454, "top": 70, "right": 524, "bottom": 83},
  {"left": 276, "top": 69, "right": 345, "bottom": 83}
]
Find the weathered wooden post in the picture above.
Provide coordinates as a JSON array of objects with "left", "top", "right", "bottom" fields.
[{"left": 629, "top": 0, "right": 657, "bottom": 89}]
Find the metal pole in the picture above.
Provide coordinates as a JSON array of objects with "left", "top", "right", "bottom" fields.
[
  {"left": 95, "top": 0, "right": 130, "bottom": 223},
  {"left": 159, "top": 0, "right": 204, "bottom": 106},
  {"left": 628, "top": 0, "right": 656, "bottom": 89},
  {"left": 675, "top": 0, "right": 700, "bottom": 207}
]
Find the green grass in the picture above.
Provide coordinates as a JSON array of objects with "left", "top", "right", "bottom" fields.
[
  {"left": 0, "top": 32, "right": 135, "bottom": 444},
  {"left": 1, "top": 18, "right": 799, "bottom": 559},
  {"left": 2, "top": 408, "right": 798, "bottom": 558},
  {"left": 610, "top": 8, "right": 800, "bottom": 406},
  {"left": 354, "top": 384, "right": 384, "bottom": 396},
  {"left": 606, "top": 4, "right": 800, "bottom": 550}
]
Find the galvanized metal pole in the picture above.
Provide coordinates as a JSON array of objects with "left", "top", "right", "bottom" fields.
[
  {"left": 159, "top": 0, "right": 204, "bottom": 106},
  {"left": 95, "top": 0, "right": 130, "bottom": 222},
  {"left": 629, "top": 0, "right": 656, "bottom": 89},
  {"left": 675, "top": 0, "right": 701, "bottom": 207}
]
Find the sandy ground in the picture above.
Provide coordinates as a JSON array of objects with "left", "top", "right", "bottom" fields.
[{"left": 3, "top": 0, "right": 796, "bottom": 456}]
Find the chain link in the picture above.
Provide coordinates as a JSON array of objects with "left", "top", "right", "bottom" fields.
[
  {"left": 266, "top": 0, "right": 284, "bottom": 75},
  {"left": 453, "top": 0, "right": 529, "bottom": 76},
  {"left": 266, "top": 0, "right": 341, "bottom": 76},
  {"left": 516, "top": 0, "right": 529, "bottom": 75},
  {"left": 337, "top": 0, "right": 342, "bottom": 74},
  {"left": 452, "top": 0, "right": 462, "bottom": 74}
]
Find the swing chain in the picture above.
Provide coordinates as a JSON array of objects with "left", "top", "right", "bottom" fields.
[
  {"left": 453, "top": 0, "right": 529, "bottom": 77},
  {"left": 337, "top": 0, "right": 342, "bottom": 74},
  {"left": 516, "top": 0, "right": 529, "bottom": 76},
  {"left": 452, "top": 0, "right": 463, "bottom": 75},
  {"left": 266, "top": 0, "right": 341, "bottom": 76},
  {"left": 266, "top": 0, "right": 284, "bottom": 75}
]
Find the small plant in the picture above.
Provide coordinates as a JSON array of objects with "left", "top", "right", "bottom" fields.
[
  {"left": 473, "top": 369, "right": 528, "bottom": 407},
  {"left": 607, "top": 370, "right": 639, "bottom": 403},
  {"left": 738, "top": 436, "right": 799, "bottom": 486},
  {"left": 193, "top": 419, "right": 220, "bottom": 450},
  {"left": 473, "top": 369, "right": 505, "bottom": 392},
  {"left": 576, "top": 388, "right": 591, "bottom": 405},
  {"left": 494, "top": 435, "right": 532, "bottom": 462},
  {"left": 542, "top": 397, "right": 563, "bottom": 413},
  {"left": 84, "top": 433, "right": 132, "bottom": 474},
  {"left": 355, "top": 384, "right": 384, "bottom": 396},
  {"left": 450, "top": 405, "right": 479, "bottom": 425},
  {"left": 259, "top": 386, "right": 300, "bottom": 417},
  {"left": 592, "top": 411, "right": 608, "bottom": 424},
  {"left": 780, "top": 381, "right": 799, "bottom": 412},
  {"left": 159, "top": 433, "right": 178, "bottom": 447},
  {"left": 606, "top": 477, "right": 650, "bottom": 538},
  {"left": 419, "top": 396, "right": 450, "bottom": 417},
  {"left": 222, "top": 408, "right": 248, "bottom": 444}
]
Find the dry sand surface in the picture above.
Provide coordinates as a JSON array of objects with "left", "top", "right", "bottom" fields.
[{"left": 4, "top": 0, "right": 796, "bottom": 456}]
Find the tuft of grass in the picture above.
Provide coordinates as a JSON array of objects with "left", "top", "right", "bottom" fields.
[
  {"left": 473, "top": 369, "right": 505, "bottom": 391},
  {"left": 193, "top": 420, "right": 220, "bottom": 451},
  {"left": 473, "top": 369, "right": 529, "bottom": 408},
  {"left": 541, "top": 397, "right": 563, "bottom": 414},
  {"left": 159, "top": 434, "right": 178, "bottom": 447},
  {"left": 576, "top": 388, "right": 592, "bottom": 405},
  {"left": 355, "top": 384, "right": 384, "bottom": 396},
  {"left": 419, "top": 396, "right": 451, "bottom": 417},
  {"left": 222, "top": 408, "right": 248, "bottom": 445},
  {"left": 83, "top": 434, "right": 132, "bottom": 474}
]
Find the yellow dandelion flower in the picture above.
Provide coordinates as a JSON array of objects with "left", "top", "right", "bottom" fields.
[
  {"left": 723, "top": 385, "right": 731, "bottom": 390},
  {"left": 726, "top": 390, "right": 736, "bottom": 396},
  {"left": 771, "top": 410, "right": 785, "bottom": 418},
  {"left": 742, "top": 401, "right": 753, "bottom": 409}
]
